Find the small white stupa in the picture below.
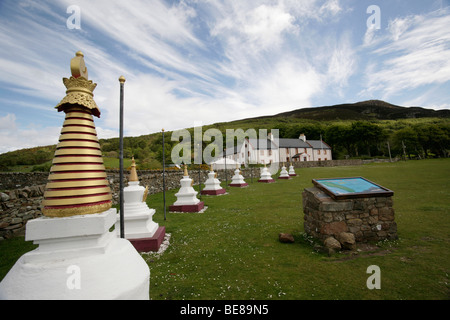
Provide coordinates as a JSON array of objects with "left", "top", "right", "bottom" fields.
[
  {"left": 258, "top": 164, "right": 275, "bottom": 183},
  {"left": 169, "top": 165, "right": 205, "bottom": 212},
  {"left": 116, "top": 157, "right": 165, "bottom": 252},
  {"left": 201, "top": 165, "right": 226, "bottom": 195},
  {"left": 229, "top": 164, "right": 248, "bottom": 187},
  {"left": 289, "top": 163, "right": 297, "bottom": 176},
  {"left": 278, "top": 163, "right": 291, "bottom": 179}
]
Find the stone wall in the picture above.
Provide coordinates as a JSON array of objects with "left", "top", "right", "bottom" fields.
[
  {"left": 302, "top": 187, "right": 397, "bottom": 251},
  {"left": 0, "top": 172, "right": 49, "bottom": 191},
  {"left": 291, "top": 158, "right": 397, "bottom": 168},
  {"left": 0, "top": 168, "right": 244, "bottom": 239},
  {"left": 0, "top": 185, "right": 45, "bottom": 239}
]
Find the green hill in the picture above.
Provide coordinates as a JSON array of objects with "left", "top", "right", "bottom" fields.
[{"left": 0, "top": 100, "right": 448, "bottom": 172}]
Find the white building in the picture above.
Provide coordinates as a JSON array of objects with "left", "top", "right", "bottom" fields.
[
  {"left": 224, "top": 133, "right": 332, "bottom": 165},
  {"left": 224, "top": 137, "right": 279, "bottom": 165}
]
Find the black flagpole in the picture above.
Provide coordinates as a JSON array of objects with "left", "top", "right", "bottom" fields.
[
  {"left": 119, "top": 76, "right": 125, "bottom": 238},
  {"left": 162, "top": 128, "right": 166, "bottom": 221}
]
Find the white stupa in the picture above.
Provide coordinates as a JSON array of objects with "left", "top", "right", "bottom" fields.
[
  {"left": 116, "top": 157, "right": 165, "bottom": 252},
  {"left": 258, "top": 164, "right": 275, "bottom": 183},
  {"left": 289, "top": 163, "right": 297, "bottom": 176},
  {"left": 201, "top": 165, "right": 226, "bottom": 195},
  {"left": 0, "top": 54, "right": 149, "bottom": 300},
  {"left": 278, "top": 163, "right": 291, "bottom": 179},
  {"left": 229, "top": 164, "right": 248, "bottom": 187},
  {"left": 169, "top": 165, "right": 205, "bottom": 212}
]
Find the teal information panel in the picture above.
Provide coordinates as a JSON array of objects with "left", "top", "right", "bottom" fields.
[{"left": 312, "top": 177, "right": 393, "bottom": 200}]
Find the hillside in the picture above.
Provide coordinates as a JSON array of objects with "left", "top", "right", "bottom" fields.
[
  {"left": 250, "top": 100, "right": 450, "bottom": 121},
  {"left": 0, "top": 100, "right": 448, "bottom": 171}
]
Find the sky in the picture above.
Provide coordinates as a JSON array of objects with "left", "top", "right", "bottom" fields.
[{"left": 0, "top": 0, "right": 449, "bottom": 154}]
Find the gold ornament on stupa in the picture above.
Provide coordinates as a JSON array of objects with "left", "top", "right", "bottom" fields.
[
  {"left": 129, "top": 157, "right": 139, "bottom": 182},
  {"left": 42, "top": 51, "right": 112, "bottom": 217}
]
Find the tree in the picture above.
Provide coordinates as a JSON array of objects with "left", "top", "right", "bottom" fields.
[
  {"left": 392, "top": 127, "right": 420, "bottom": 159},
  {"left": 350, "top": 121, "right": 385, "bottom": 157}
]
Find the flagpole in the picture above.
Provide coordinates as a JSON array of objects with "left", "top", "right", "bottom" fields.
[
  {"left": 162, "top": 128, "right": 166, "bottom": 221},
  {"left": 118, "top": 75, "right": 125, "bottom": 239}
]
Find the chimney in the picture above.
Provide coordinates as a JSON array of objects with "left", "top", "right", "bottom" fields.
[{"left": 299, "top": 133, "right": 306, "bottom": 142}]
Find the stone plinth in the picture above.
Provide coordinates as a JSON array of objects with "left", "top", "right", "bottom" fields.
[
  {"left": 0, "top": 209, "right": 150, "bottom": 299},
  {"left": 302, "top": 187, "right": 397, "bottom": 246}
]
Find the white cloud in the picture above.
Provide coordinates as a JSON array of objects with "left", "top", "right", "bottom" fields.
[
  {"left": 0, "top": 0, "right": 448, "bottom": 155},
  {"left": 0, "top": 114, "right": 17, "bottom": 132},
  {"left": 362, "top": 8, "right": 450, "bottom": 99},
  {"left": 0, "top": 113, "right": 60, "bottom": 154}
]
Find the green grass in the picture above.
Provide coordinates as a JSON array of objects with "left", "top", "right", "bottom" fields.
[{"left": 1, "top": 159, "right": 449, "bottom": 299}]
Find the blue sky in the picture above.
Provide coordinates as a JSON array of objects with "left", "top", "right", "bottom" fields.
[{"left": 0, "top": 0, "right": 449, "bottom": 153}]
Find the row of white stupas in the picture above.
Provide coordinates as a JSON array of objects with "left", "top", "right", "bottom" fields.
[{"left": 169, "top": 162, "right": 297, "bottom": 213}]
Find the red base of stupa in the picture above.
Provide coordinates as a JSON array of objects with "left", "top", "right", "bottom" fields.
[
  {"left": 229, "top": 183, "right": 249, "bottom": 187},
  {"left": 169, "top": 202, "right": 205, "bottom": 212},
  {"left": 278, "top": 176, "right": 291, "bottom": 179},
  {"left": 201, "top": 188, "right": 226, "bottom": 195},
  {"left": 129, "top": 226, "right": 166, "bottom": 252},
  {"left": 258, "top": 179, "right": 275, "bottom": 183}
]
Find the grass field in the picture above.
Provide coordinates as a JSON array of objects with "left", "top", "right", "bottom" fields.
[{"left": 1, "top": 159, "right": 449, "bottom": 299}]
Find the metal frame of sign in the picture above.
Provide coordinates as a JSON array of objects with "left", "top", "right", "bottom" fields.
[{"left": 312, "top": 177, "right": 394, "bottom": 200}]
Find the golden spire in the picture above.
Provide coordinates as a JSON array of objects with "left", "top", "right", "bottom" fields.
[
  {"left": 42, "top": 51, "right": 112, "bottom": 217},
  {"left": 55, "top": 51, "right": 100, "bottom": 117},
  {"left": 184, "top": 164, "right": 188, "bottom": 176},
  {"left": 129, "top": 157, "right": 139, "bottom": 182}
]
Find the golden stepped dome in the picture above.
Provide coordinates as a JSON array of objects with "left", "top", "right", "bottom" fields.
[{"left": 42, "top": 51, "right": 112, "bottom": 217}]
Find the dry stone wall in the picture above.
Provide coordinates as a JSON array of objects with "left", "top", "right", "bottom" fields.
[
  {"left": 0, "top": 169, "right": 243, "bottom": 239},
  {"left": 0, "top": 185, "right": 45, "bottom": 239}
]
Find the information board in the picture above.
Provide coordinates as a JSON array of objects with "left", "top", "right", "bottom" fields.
[{"left": 312, "top": 177, "right": 393, "bottom": 200}]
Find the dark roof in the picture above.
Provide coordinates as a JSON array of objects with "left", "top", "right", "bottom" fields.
[
  {"left": 306, "top": 140, "right": 331, "bottom": 149},
  {"left": 277, "top": 138, "right": 311, "bottom": 148},
  {"left": 248, "top": 139, "right": 277, "bottom": 150}
]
